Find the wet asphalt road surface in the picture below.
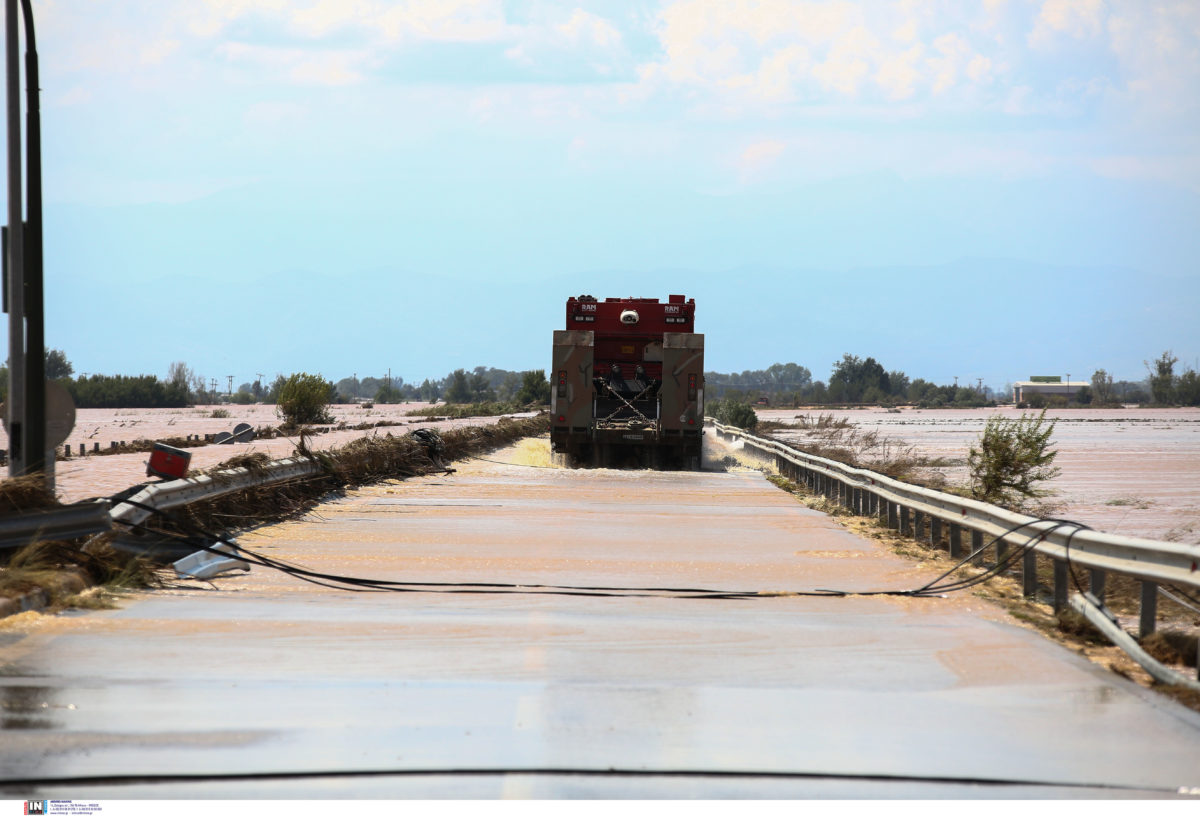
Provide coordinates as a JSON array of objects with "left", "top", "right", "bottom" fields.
[{"left": 2, "top": 439, "right": 1200, "bottom": 799}]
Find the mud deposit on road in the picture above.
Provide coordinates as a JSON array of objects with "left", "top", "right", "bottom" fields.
[{"left": 759, "top": 407, "right": 1200, "bottom": 543}]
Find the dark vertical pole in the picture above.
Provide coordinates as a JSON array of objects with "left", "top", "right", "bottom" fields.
[
  {"left": 5, "top": 0, "right": 23, "bottom": 476},
  {"left": 1139, "top": 582, "right": 1158, "bottom": 639},
  {"left": 19, "top": 0, "right": 42, "bottom": 478}
]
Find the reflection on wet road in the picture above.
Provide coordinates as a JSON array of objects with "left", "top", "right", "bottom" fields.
[{"left": 2, "top": 438, "right": 1199, "bottom": 798}]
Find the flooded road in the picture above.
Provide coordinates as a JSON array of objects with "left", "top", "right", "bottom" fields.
[{"left": 2, "top": 437, "right": 1200, "bottom": 798}]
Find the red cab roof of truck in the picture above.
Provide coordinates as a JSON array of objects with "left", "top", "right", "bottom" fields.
[{"left": 565, "top": 294, "right": 695, "bottom": 334}]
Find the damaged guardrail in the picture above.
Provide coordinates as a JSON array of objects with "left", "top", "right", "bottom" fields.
[
  {"left": 107, "top": 456, "right": 323, "bottom": 532},
  {"left": 0, "top": 500, "right": 112, "bottom": 552},
  {"left": 97, "top": 455, "right": 325, "bottom": 578},
  {"left": 711, "top": 419, "right": 1200, "bottom": 680}
]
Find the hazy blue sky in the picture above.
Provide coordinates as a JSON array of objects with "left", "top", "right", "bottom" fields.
[{"left": 28, "top": 0, "right": 1200, "bottom": 389}]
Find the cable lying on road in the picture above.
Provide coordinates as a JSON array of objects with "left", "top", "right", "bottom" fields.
[{"left": 108, "top": 497, "right": 1090, "bottom": 603}]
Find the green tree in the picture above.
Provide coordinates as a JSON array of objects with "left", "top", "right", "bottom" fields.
[
  {"left": 1146, "top": 351, "right": 1177, "bottom": 405},
  {"left": 276, "top": 373, "right": 334, "bottom": 425},
  {"left": 374, "top": 383, "right": 403, "bottom": 403},
  {"left": 1176, "top": 369, "right": 1200, "bottom": 406},
  {"left": 44, "top": 348, "right": 73, "bottom": 379},
  {"left": 828, "top": 354, "right": 890, "bottom": 403},
  {"left": 1090, "top": 369, "right": 1113, "bottom": 405},
  {"left": 514, "top": 370, "right": 551, "bottom": 404},
  {"left": 444, "top": 369, "right": 472, "bottom": 403},
  {"left": 418, "top": 378, "right": 440, "bottom": 402},
  {"left": 967, "top": 409, "right": 1060, "bottom": 508},
  {"left": 468, "top": 371, "right": 495, "bottom": 402}
]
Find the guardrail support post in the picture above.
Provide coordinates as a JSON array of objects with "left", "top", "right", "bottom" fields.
[
  {"left": 913, "top": 511, "right": 926, "bottom": 544},
  {"left": 949, "top": 524, "right": 962, "bottom": 558},
  {"left": 899, "top": 505, "right": 911, "bottom": 537},
  {"left": 970, "top": 529, "right": 984, "bottom": 558},
  {"left": 995, "top": 538, "right": 1009, "bottom": 571},
  {"left": 1089, "top": 569, "right": 1106, "bottom": 603},
  {"left": 1053, "top": 560, "right": 1068, "bottom": 613},
  {"left": 1139, "top": 581, "right": 1158, "bottom": 639},
  {"left": 887, "top": 501, "right": 898, "bottom": 530},
  {"left": 1022, "top": 551, "right": 1037, "bottom": 597},
  {"left": 930, "top": 517, "right": 942, "bottom": 549}
]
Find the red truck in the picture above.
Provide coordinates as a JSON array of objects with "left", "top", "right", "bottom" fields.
[{"left": 551, "top": 294, "right": 704, "bottom": 469}]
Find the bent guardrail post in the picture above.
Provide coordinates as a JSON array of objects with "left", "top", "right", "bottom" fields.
[{"left": 1140, "top": 582, "right": 1158, "bottom": 638}]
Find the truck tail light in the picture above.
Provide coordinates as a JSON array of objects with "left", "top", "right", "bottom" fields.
[
  {"left": 687, "top": 373, "right": 697, "bottom": 401},
  {"left": 557, "top": 370, "right": 567, "bottom": 398}
]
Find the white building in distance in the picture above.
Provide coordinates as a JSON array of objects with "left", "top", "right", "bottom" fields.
[{"left": 1013, "top": 377, "right": 1090, "bottom": 404}]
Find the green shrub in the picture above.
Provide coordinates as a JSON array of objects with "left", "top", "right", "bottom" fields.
[
  {"left": 706, "top": 398, "right": 758, "bottom": 430},
  {"left": 211, "top": 408, "right": 231, "bottom": 418},
  {"left": 967, "top": 409, "right": 1060, "bottom": 509},
  {"left": 277, "top": 372, "right": 335, "bottom": 425},
  {"left": 230, "top": 391, "right": 255, "bottom": 405}
]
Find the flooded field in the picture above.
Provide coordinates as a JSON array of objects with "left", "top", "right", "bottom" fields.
[
  {"left": 6, "top": 402, "right": 1198, "bottom": 544},
  {"left": 758, "top": 407, "right": 1200, "bottom": 544},
  {"left": 2, "top": 403, "right": 532, "bottom": 504}
]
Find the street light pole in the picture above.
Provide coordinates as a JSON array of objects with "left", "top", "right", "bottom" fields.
[
  {"left": 5, "top": 0, "right": 46, "bottom": 479},
  {"left": 5, "top": 0, "right": 25, "bottom": 475}
]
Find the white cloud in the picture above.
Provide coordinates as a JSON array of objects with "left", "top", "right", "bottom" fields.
[
  {"left": 967, "top": 54, "right": 994, "bottom": 84},
  {"left": 812, "top": 26, "right": 877, "bottom": 96},
  {"left": 290, "top": 0, "right": 377, "bottom": 38},
  {"left": 926, "top": 32, "right": 971, "bottom": 94},
  {"left": 876, "top": 43, "right": 924, "bottom": 100},
  {"left": 1028, "top": 0, "right": 1107, "bottom": 49},
  {"left": 556, "top": 9, "right": 623, "bottom": 50},
  {"left": 140, "top": 39, "right": 180, "bottom": 66},
  {"left": 378, "top": 0, "right": 511, "bottom": 43},
  {"left": 187, "top": 0, "right": 288, "bottom": 38},
  {"left": 219, "top": 42, "right": 371, "bottom": 86}
]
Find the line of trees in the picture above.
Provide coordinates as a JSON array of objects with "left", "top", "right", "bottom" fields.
[
  {"left": 707, "top": 355, "right": 993, "bottom": 408},
  {"left": 707, "top": 351, "right": 1200, "bottom": 409},
  {"left": 330, "top": 367, "right": 549, "bottom": 405},
  {"left": 5, "top": 348, "right": 1196, "bottom": 410}
]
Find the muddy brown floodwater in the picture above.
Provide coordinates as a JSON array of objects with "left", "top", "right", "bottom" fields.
[
  {"left": 2, "top": 435, "right": 1199, "bottom": 798},
  {"left": 758, "top": 407, "right": 1200, "bottom": 544},
  {"left": 5, "top": 404, "right": 533, "bottom": 503}
]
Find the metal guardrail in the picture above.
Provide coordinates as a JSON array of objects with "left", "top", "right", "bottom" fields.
[
  {"left": 107, "top": 456, "right": 324, "bottom": 531},
  {"left": 711, "top": 420, "right": 1200, "bottom": 647},
  {"left": 0, "top": 500, "right": 112, "bottom": 551}
]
